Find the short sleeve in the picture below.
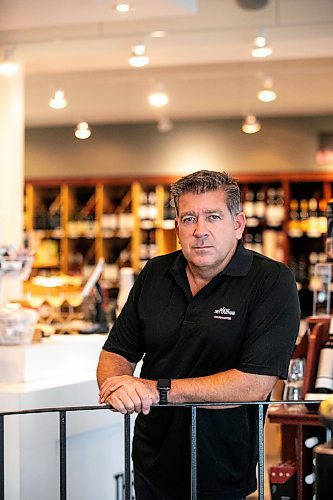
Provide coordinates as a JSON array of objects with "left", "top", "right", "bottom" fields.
[
  {"left": 102, "top": 263, "right": 149, "bottom": 363},
  {"left": 236, "top": 264, "right": 300, "bottom": 379}
]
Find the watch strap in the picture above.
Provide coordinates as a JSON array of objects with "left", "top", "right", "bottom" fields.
[{"left": 157, "top": 378, "right": 171, "bottom": 405}]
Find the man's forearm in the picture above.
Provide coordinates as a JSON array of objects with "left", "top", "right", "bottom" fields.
[
  {"left": 169, "top": 369, "right": 277, "bottom": 404},
  {"left": 97, "top": 350, "right": 136, "bottom": 388},
  {"left": 97, "top": 353, "right": 277, "bottom": 414}
]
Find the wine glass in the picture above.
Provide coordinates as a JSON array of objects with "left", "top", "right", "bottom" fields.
[
  {"left": 65, "top": 293, "right": 84, "bottom": 321},
  {"left": 283, "top": 358, "right": 306, "bottom": 408},
  {"left": 46, "top": 294, "right": 65, "bottom": 324},
  {"left": 26, "top": 293, "right": 45, "bottom": 309}
]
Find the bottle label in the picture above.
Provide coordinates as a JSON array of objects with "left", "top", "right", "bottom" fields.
[{"left": 315, "top": 348, "right": 333, "bottom": 392}]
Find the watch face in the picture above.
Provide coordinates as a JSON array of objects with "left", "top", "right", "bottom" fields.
[{"left": 157, "top": 378, "right": 171, "bottom": 390}]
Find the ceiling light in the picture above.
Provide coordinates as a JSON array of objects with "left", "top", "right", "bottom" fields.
[
  {"left": 242, "top": 115, "right": 261, "bottom": 134},
  {"left": 75, "top": 122, "right": 91, "bottom": 140},
  {"left": 0, "top": 61, "right": 19, "bottom": 76},
  {"left": 257, "top": 89, "right": 277, "bottom": 102},
  {"left": 251, "top": 36, "right": 272, "bottom": 58},
  {"left": 254, "top": 36, "right": 266, "bottom": 48},
  {"left": 148, "top": 91, "right": 169, "bottom": 107},
  {"left": 49, "top": 90, "right": 67, "bottom": 109},
  {"left": 0, "top": 47, "right": 19, "bottom": 76},
  {"left": 157, "top": 116, "right": 173, "bottom": 133},
  {"left": 132, "top": 44, "right": 145, "bottom": 56},
  {"left": 257, "top": 77, "right": 277, "bottom": 102},
  {"left": 129, "top": 45, "right": 149, "bottom": 67},
  {"left": 114, "top": 3, "right": 132, "bottom": 13}
]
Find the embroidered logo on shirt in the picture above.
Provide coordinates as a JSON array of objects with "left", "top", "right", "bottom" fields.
[{"left": 213, "top": 307, "right": 236, "bottom": 321}]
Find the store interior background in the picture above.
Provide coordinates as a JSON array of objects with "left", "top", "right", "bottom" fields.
[
  {"left": 1, "top": 1, "right": 333, "bottom": 499},
  {"left": 0, "top": 0, "right": 330, "bottom": 178}
]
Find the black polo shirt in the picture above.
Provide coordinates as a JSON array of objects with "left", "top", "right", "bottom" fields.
[{"left": 103, "top": 242, "right": 300, "bottom": 499}]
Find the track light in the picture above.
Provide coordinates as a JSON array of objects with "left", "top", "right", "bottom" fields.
[
  {"left": 257, "top": 77, "right": 277, "bottom": 102},
  {"left": 251, "top": 35, "right": 272, "bottom": 58},
  {"left": 242, "top": 114, "right": 261, "bottom": 134},
  {"left": 148, "top": 83, "right": 169, "bottom": 107},
  {"left": 49, "top": 90, "right": 67, "bottom": 109},
  {"left": 129, "top": 44, "right": 149, "bottom": 67},
  {"left": 75, "top": 122, "right": 91, "bottom": 139}
]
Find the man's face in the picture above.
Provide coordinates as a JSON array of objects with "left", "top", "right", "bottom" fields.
[{"left": 175, "top": 190, "right": 245, "bottom": 274}]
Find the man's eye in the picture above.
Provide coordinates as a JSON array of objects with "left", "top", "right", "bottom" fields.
[
  {"left": 208, "top": 214, "right": 222, "bottom": 220},
  {"left": 182, "top": 216, "right": 196, "bottom": 224}
]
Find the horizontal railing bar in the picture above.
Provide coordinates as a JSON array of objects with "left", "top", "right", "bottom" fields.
[{"left": 0, "top": 400, "right": 321, "bottom": 417}]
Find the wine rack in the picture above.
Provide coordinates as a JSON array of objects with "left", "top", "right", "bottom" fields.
[
  {"left": 24, "top": 177, "right": 180, "bottom": 274},
  {"left": 24, "top": 173, "right": 333, "bottom": 291}
]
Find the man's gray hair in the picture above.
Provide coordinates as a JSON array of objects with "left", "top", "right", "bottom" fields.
[{"left": 170, "top": 170, "right": 242, "bottom": 217}]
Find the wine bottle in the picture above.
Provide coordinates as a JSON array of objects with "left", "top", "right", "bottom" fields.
[
  {"left": 288, "top": 199, "right": 303, "bottom": 238},
  {"left": 314, "top": 319, "right": 333, "bottom": 394},
  {"left": 325, "top": 199, "right": 333, "bottom": 261}
]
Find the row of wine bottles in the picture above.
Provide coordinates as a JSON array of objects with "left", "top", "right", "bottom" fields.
[
  {"left": 288, "top": 198, "right": 327, "bottom": 238},
  {"left": 243, "top": 188, "right": 284, "bottom": 228},
  {"left": 242, "top": 188, "right": 330, "bottom": 239}
]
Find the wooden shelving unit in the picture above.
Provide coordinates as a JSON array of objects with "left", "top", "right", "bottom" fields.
[
  {"left": 24, "top": 173, "right": 333, "bottom": 277},
  {"left": 24, "top": 176, "right": 179, "bottom": 273}
]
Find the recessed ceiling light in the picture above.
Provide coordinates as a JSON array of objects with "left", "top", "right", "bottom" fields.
[
  {"left": 257, "top": 89, "right": 277, "bottom": 102},
  {"left": 113, "top": 3, "right": 132, "bottom": 13},
  {"left": 148, "top": 91, "right": 169, "bottom": 107}
]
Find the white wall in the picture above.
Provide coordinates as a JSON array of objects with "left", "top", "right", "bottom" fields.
[{"left": 25, "top": 116, "right": 333, "bottom": 179}]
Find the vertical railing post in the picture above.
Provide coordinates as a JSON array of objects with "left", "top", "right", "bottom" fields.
[
  {"left": 59, "top": 411, "right": 67, "bottom": 500},
  {"left": 124, "top": 414, "right": 131, "bottom": 500},
  {"left": 190, "top": 406, "right": 197, "bottom": 500},
  {"left": 258, "top": 404, "right": 265, "bottom": 500},
  {"left": 0, "top": 415, "right": 4, "bottom": 500}
]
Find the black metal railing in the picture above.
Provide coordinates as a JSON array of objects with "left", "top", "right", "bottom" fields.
[{"left": 0, "top": 401, "right": 331, "bottom": 500}]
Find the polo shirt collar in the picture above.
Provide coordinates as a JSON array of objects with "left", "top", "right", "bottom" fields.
[
  {"left": 171, "top": 240, "right": 253, "bottom": 279},
  {"left": 222, "top": 240, "right": 253, "bottom": 276}
]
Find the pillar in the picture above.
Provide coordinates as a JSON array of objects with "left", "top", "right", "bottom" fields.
[{"left": 0, "top": 64, "right": 25, "bottom": 301}]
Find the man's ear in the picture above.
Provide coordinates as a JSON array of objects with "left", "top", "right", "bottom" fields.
[{"left": 234, "top": 212, "right": 246, "bottom": 240}]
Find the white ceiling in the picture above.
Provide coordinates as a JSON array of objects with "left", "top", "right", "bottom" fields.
[{"left": 0, "top": 0, "right": 333, "bottom": 127}]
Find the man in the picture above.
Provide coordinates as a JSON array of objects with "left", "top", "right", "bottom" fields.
[{"left": 97, "top": 170, "right": 300, "bottom": 499}]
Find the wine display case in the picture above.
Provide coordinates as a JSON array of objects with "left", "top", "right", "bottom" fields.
[
  {"left": 24, "top": 177, "right": 179, "bottom": 274},
  {"left": 24, "top": 173, "right": 333, "bottom": 282}
]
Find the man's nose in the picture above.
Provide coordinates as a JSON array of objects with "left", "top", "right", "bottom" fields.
[{"left": 193, "top": 217, "right": 208, "bottom": 237}]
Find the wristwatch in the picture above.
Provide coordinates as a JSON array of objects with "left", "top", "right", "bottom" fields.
[{"left": 156, "top": 378, "right": 171, "bottom": 405}]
